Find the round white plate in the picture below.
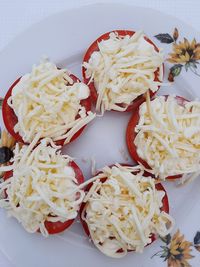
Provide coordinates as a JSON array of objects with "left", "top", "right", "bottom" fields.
[{"left": 0, "top": 3, "right": 200, "bottom": 267}]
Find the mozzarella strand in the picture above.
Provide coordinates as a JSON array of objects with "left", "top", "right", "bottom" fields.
[
  {"left": 8, "top": 59, "right": 95, "bottom": 143},
  {"left": 0, "top": 137, "right": 85, "bottom": 236},
  {"left": 81, "top": 164, "right": 174, "bottom": 258},
  {"left": 83, "top": 31, "right": 164, "bottom": 113},
  {"left": 134, "top": 95, "right": 200, "bottom": 179}
]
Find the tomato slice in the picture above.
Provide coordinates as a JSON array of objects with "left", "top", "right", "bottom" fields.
[
  {"left": 3, "top": 160, "right": 84, "bottom": 235},
  {"left": 80, "top": 165, "right": 169, "bottom": 253},
  {"left": 2, "top": 73, "right": 91, "bottom": 145},
  {"left": 82, "top": 29, "right": 164, "bottom": 112},
  {"left": 126, "top": 95, "right": 189, "bottom": 180}
]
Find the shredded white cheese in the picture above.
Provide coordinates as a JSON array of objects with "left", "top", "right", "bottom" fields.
[
  {"left": 0, "top": 137, "right": 85, "bottom": 236},
  {"left": 81, "top": 164, "right": 174, "bottom": 258},
  {"left": 134, "top": 95, "right": 200, "bottom": 179},
  {"left": 83, "top": 31, "right": 164, "bottom": 113},
  {"left": 8, "top": 60, "right": 95, "bottom": 143}
]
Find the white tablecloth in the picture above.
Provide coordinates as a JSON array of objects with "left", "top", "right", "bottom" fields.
[
  {"left": 0, "top": 0, "right": 199, "bottom": 266},
  {"left": 0, "top": 0, "right": 200, "bottom": 52}
]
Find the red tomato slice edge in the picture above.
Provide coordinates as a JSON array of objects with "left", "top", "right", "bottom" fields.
[
  {"left": 2, "top": 73, "right": 91, "bottom": 145},
  {"left": 82, "top": 29, "right": 164, "bottom": 112},
  {"left": 80, "top": 165, "right": 169, "bottom": 253},
  {"left": 3, "top": 160, "right": 84, "bottom": 235},
  {"left": 126, "top": 95, "right": 190, "bottom": 180}
]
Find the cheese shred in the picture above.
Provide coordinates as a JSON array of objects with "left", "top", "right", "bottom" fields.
[
  {"left": 134, "top": 96, "right": 200, "bottom": 179},
  {"left": 0, "top": 138, "right": 85, "bottom": 236},
  {"left": 83, "top": 31, "right": 164, "bottom": 113},
  {"left": 81, "top": 164, "right": 174, "bottom": 258},
  {"left": 9, "top": 60, "right": 95, "bottom": 143}
]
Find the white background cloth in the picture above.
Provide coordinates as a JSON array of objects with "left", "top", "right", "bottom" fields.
[
  {"left": 0, "top": 0, "right": 199, "bottom": 266},
  {"left": 0, "top": 0, "right": 200, "bottom": 52}
]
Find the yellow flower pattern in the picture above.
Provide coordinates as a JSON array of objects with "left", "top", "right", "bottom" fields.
[
  {"left": 168, "top": 230, "right": 193, "bottom": 267},
  {"left": 155, "top": 28, "right": 200, "bottom": 81},
  {"left": 168, "top": 38, "right": 200, "bottom": 64},
  {"left": 152, "top": 230, "right": 197, "bottom": 267}
]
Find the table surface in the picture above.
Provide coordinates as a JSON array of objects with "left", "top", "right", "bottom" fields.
[{"left": 0, "top": 0, "right": 199, "bottom": 266}]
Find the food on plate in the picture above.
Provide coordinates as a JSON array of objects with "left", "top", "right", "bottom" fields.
[
  {"left": 82, "top": 30, "right": 164, "bottom": 113},
  {"left": 3, "top": 60, "right": 95, "bottom": 145},
  {"left": 80, "top": 164, "right": 174, "bottom": 258},
  {"left": 126, "top": 94, "right": 200, "bottom": 180},
  {"left": 0, "top": 136, "right": 85, "bottom": 236}
]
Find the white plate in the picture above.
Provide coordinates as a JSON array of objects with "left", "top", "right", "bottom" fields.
[{"left": 0, "top": 3, "right": 200, "bottom": 267}]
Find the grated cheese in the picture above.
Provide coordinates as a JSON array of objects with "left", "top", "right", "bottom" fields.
[
  {"left": 83, "top": 31, "right": 164, "bottom": 113},
  {"left": 0, "top": 137, "right": 85, "bottom": 236},
  {"left": 81, "top": 164, "right": 174, "bottom": 258},
  {"left": 134, "top": 95, "right": 200, "bottom": 179},
  {"left": 8, "top": 60, "right": 95, "bottom": 143}
]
